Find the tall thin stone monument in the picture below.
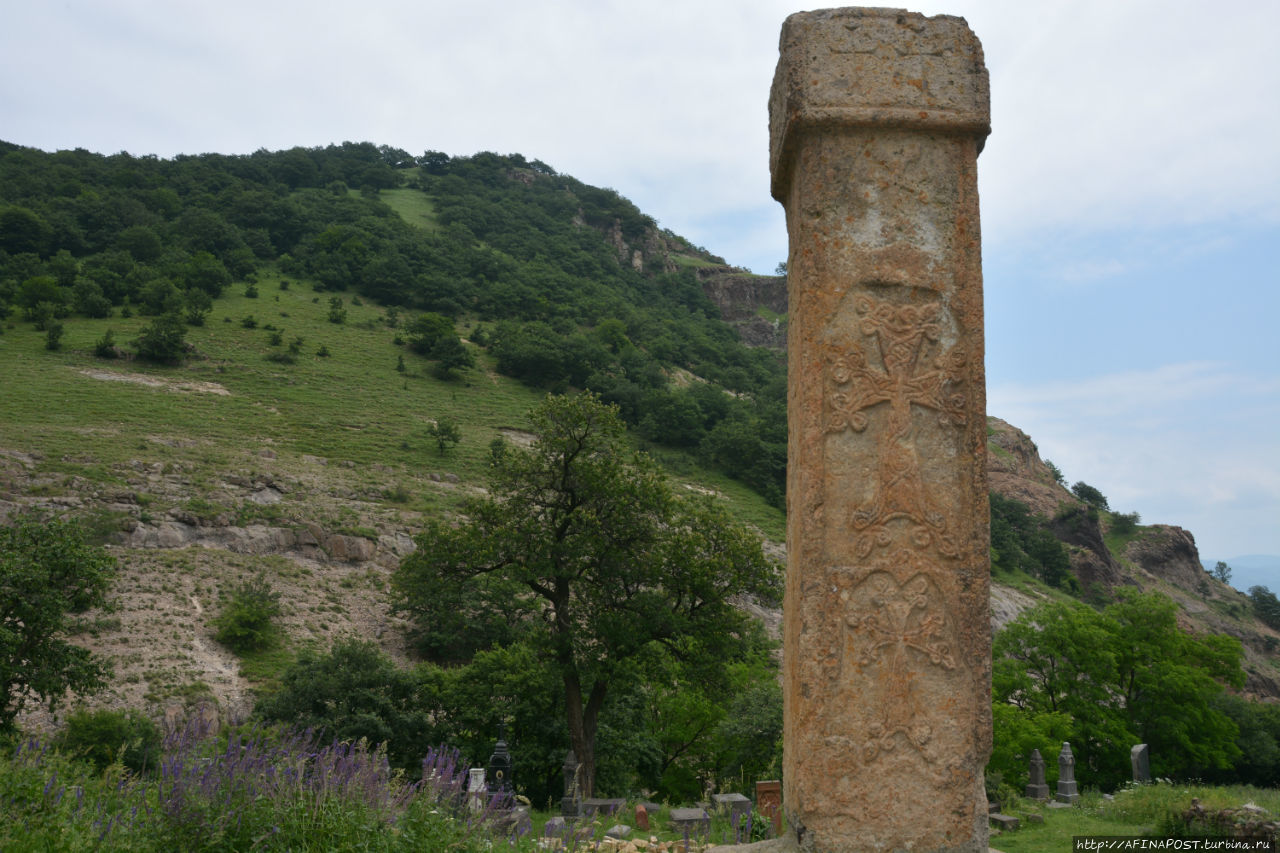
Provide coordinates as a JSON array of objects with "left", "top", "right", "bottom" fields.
[{"left": 770, "top": 8, "right": 992, "bottom": 853}]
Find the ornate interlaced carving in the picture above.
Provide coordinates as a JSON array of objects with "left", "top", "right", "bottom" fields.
[
  {"left": 825, "top": 295, "right": 967, "bottom": 557},
  {"left": 843, "top": 568, "right": 956, "bottom": 762}
]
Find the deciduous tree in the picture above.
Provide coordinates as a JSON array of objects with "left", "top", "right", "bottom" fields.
[
  {"left": 393, "top": 393, "right": 780, "bottom": 795},
  {"left": 0, "top": 515, "right": 115, "bottom": 730}
]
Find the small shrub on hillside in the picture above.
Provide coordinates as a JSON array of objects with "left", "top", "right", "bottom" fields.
[
  {"left": 240, "top": 315, "right": 257, "bottom": 328},
  {"left": 244, "top": 283, "right": 259, "bottom": 298},
  {"left": 135, "top": 312, "right": 188, "bottom": 363},
  {"left": 1071, "top": 480, "right": 1110, "bottom": 511},
  {"left": 213, "top": 574, "right": 282, "bottom": 654},
  {"left": 56, "top": 707, "right": 161, "bottom": 774},
  {"left": 316, "top": 344, "right": 330, "bottom": 357},
  {"left": 328, "top": 296, "right": 346, "bottom": 324},
  {"left": 44, "top": 321, "right": 63, "bottom": 351},
  {"left": 1110, "top": 511, "right": 1141, "bottom": 535}
]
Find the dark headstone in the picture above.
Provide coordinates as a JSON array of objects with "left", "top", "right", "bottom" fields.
[
  {"left": 487, "top": 725, "right": 513, "bottom": 794},
  {"left": 669, "top": 807, "right": 711, "bottom": 835},
  {"left": 1056, "top": 742, "right": 1079, "bottom": 804},
  {"left": 1131, "top": 743, "right": 1151, "bottom": 783},
  {"left": 713, "top": 792, "right": 752, "bottom": 819},
  {"left": 1025, "top": 748, "right": 1050, "bottom": 800}
]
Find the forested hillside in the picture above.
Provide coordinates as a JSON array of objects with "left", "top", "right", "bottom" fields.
[{"left": 0, "top": 141, "right": 786, "bottom": 505}]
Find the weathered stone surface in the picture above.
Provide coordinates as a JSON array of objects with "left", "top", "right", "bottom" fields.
[
  {"left": 582, "top": 797, "right": 626, "bottom": 816},
  {"left": 669, "top": 807, "right": 711, "bottom": 834},
  {"left": 1025, "top": 748, "right": 1050, "bottom": 800},
  {"left": 1131, "top": 743, "right": 1151, "bottom": 783},
  {"left": 1057, "top": 742, "right": 1080, "bottom": 803},
  {"left": 714, "top": 792, "right": 753, "bottom": 819},
  {"left": 769, "top": 8, "right": 991, "bottom": 853},
  {"left": 989, "top": 813, "right": 1020, "bottom": 832}
]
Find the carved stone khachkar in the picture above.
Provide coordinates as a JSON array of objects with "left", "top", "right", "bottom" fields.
[
  {"left": 762, "top": 8, "right": 992, "bottom": 853},
  {"left": 1026, "top": 748, "right": 1050, "bottom": 800},
  {"left": 1057, "top": 742, "right": 1080, "bottom": 804}
]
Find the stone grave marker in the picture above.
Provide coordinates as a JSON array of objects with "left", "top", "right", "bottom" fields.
[
  {"left": 635, "top": 802, "right": 650, "bottom": 831},
  {"left": 467, "top": 767, "right": 486, "bottom": 812},
  {"left": 1131, "top": 743, "right": 1151, "bottom": 783},
  {"left": 714, "top": 792, "right": 754, "bottom": 821},
  {"left": 1025, "top": 748, "right": 1050, "bottom": 800},
  {"left": 756, "top": 779, "right": 783, "bottom": 837},
  {"left": 1056, "top": 742, "right": 1080, "bottom": 804},
  {"left": 560, "top": 750, "right": 581, "bottom": 818},
  {"left": 761, "top": 7, "right": 993, "bottom": 853},
  {"left": 582, "top": 797, "right": 625, "bottom": 816},
  {"left": 669, "top": 807, "right": 711, "bottom": 835},
  {"left": 487, "top": 725, "right": 513, "bottom": 794}
]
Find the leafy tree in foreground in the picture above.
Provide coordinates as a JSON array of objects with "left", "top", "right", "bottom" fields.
[
  {"left": 394, "top": 393, "right": 780, "bottom": 796},
  {"left": 0, "top": 515, "right": 115, "bottom": 730}
]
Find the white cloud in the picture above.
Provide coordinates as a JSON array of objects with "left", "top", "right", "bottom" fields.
[{"left": 990, "top": 363, "right": 1280, "bottom": 555}]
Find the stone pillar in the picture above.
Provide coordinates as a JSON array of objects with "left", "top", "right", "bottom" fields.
[
  {"left": 1131, "top": 743, "right": 1151, "bottom": 783},
  {"left": 770, "top": 8, "right": 991, "bottom": 853},
  {"left": 1025, "top": 748, "right": 1050, "bottom": 800},
  {"left": 1056, "top": 742, "right": 1079, "bottom": 804}
]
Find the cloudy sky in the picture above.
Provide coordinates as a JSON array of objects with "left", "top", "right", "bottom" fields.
[{"left": 3, "top": 0, "right": 1277, "bottom": 566}]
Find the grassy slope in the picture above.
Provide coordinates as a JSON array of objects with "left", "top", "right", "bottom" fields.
[{"left": 0, "top": 252, "right": 785, "bottom": 724}]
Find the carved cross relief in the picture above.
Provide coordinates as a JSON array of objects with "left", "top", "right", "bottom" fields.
[
  {"left": 820, "top": 291, "right": 969, "bottom": 765},
  {"left": 825, "top": 294, "right": 967, "bottom": 559}
]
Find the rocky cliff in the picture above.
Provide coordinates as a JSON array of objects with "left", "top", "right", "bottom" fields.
[{"left": 697, "top": 267, "right": 788, "bottom": 349}]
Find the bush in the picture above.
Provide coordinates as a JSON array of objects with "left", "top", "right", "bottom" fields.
[
  {"left": 44, "top": 322, "right": 63, "bottom": 351},
  {"left": 212, "top": 574, "right": 282, "bottom": 654},
  {"left": 134, "top": 313, "right": 189, "bottom": 363},
  {"left": 1111, "top": 511, "right": 1141, "bottom": 535},
  {"left": 1071, "top": 480, "right": 1110, "bottom": 511},
  {"left": 56, "top": 708, "right": 160, "bottom": 774}
]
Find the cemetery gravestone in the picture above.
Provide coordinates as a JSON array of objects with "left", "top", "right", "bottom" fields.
[
  {"left": 468, "top": 767, "right": 486, "bottom": 812},
  {"left": 1131, "top": 743, "right": 1151, "bottom": 783},
  {"left": 1057, "top": 742, "right": 1079, "bottom": 804},
  {"left": 766, "top": 7, "right": 992, "bottom": 853},
  {"left": 714, "top": 792, "right": 754, "bottom": 821},
  {"left": 1025, "top": 748, "right": 1050, "bottom": 800},
  {"left": 757, "top": 780, "right": 783, "bottom": 837},
  {"left": 670, "top": 807, "right": 712, "bottom": 836},
  {"left": 561, "top": 750, "right": 581, "bottom": 818},
  {"left": 487, "top": 726, "right": 513, "bottom": 794}
]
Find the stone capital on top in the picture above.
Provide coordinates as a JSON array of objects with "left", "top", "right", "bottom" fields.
[{"left": 769, "top": 6, "right": 991, "bottom": 201}]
